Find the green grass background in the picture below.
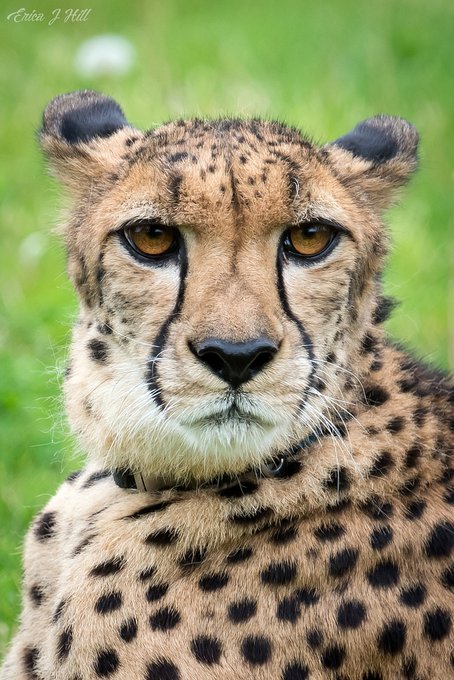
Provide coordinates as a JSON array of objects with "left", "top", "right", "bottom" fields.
[{"left": 0, "top": 0, "right": 453, "bottom": 655}]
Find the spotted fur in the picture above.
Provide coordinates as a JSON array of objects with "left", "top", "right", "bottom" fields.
[{"left": 1, "top": 91, "right": 453, "bottom": 680}]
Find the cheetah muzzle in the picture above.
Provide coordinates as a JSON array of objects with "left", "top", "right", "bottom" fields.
[{"left": 1, "top": 90, "right": 453, "bottom": 680}]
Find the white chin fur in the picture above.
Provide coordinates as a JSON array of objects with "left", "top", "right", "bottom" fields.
[{"left": 68, "top": 365, "right": 299, "bottom": 482}]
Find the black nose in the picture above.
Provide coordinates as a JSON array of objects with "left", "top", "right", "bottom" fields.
[{"left": 189, "top": 337, "right": 278, "bottom": 388}]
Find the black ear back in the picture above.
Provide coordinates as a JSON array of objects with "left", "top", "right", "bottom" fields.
[
  {"left": 41, "top": 90, "right": 128, "bottom": 144},
  {"left": 332, "top": 115, "right": 418, "bottom": 164}
]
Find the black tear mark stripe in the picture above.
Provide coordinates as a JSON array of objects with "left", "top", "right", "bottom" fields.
[
  {"left": 146, "top": 242, "right": 188, "bottom": 409},
  {"left": 276, "top": 244, "right": 316, "bottom": 404}
]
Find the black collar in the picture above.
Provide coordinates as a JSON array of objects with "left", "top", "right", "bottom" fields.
[{"left": 112, "top": 433, "right": 318, "bottom": 493}]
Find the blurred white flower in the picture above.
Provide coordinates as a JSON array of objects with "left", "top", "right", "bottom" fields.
[
  {"left": 74, "top": 35, "right": 135, "bottom": 77},
  {"left": 19, "top": 232, "right": 47, "bottom": 265}
]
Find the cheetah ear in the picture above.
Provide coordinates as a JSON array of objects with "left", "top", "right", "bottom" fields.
[
  {"left": 39, "top": 90, "right": 138, "bottom": 194},
  {"left": 324, "top": 115, "right": 419, "bottom": 211}
]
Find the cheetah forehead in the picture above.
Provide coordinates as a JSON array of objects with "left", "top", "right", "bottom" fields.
[{"left": 40, "top": 91, "right": 419, "bottom": 237}]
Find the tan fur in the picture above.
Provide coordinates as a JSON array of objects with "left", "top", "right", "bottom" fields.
[{"left": 2, "top": 92, "right": 453, "bottom": 680}]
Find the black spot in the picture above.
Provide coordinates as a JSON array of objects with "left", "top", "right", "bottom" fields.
[
  {"left": 29, "top": 584, "right": 45, "bottom": 606},
  {"left": 369, "top": 451, "right": 394, "bottom": 477},
  {"left": 370, "top": 358, "right": 383, "bottom": 372},
  {"left": 324, "top": 467, "right": 350, "bottom": 492},
  {"left": 314, "top": 521, "right": 345, "bottom": 542},
  {"left": 94, "top": 649, "right": 119, "bottom": 677},
  {"left": 404, "top": 499, "right": 426, "bottom": 520},
  {"left": 372, "top": 296, "right": 396, "bottom": 324},
  {"left": 149, "top": 606, "right": 180, "bottom": 631},
  {"left": 72, "top": 534, "right": 95, "bottom": 557},
  {"left": 34, "top": 511, "right": 56, "bottom": 540},
  {"left": 282, "top": 661, "right": 309, "bottom": 680},
  {"left": 146, "top": 583, "right": 169, "bottom": 602},
  {"left": 425, "top": 521, "right": 454, "bottom": 558},
  {"left": 423, "top": 607, "right": 452, "bottom": 641},
  {"left": 168, "top": 174, "right": 183, "bottom": 203},
  {"left": 57, "top": 628, "right": 73, "bottom": 660},
  {"left": 169, "top": 151, "right": 188, "bottom": 163},
  {"left": 377, "top": 620, "right": 406, "bottom": 655},
  {"left": 306, "top": 628, "right": 323, "bottom": 648},
  {"left": 226, "top": 546, "right": 253, "bottom": 563},
  {"left": 321, "top": 644, "right": 345, "bottom": 669},
  {"left": 90, "top": 557, "right": 125, "bottom": 577},
  {"left": 66, "top": 470, "right": 82, "bottom": 483},
  {"left": 228, "top": 598, "right": 257, "bottom": 623},
  {"left": 404, "top": 446, "right": 421, "bottom": 468},
  {"left": 218, "top": 480, "right": 258, "bottom": 498},
  {"left": 275, "top": 588, "right": 318, "bottom": 624},
  {"left": 441, "top": 563, "right": 454, "bottom": 589},
  {"left": 82, "top": 470, "right": 111, "bottom": 488},
  {"left": 190, "top": 635, "right": 222, "bottom": 665},
  {"left": 230, "top": 507, "right": 271, "bottom": 524},
  {"left": 337, "top": 600, "right": 367, "bottom": 629},
  {"left": 367, "top": 560, "right": 399, "bottom": 589},
  {"left": 95, "top": 592, "right": 122, "bottom": 614},
  {"left": 261, "top": 560, "right": 297, "bottom": 586},
  {"left": 401, "top": 656, "right": 417, "bottom": 679},
  {"left": 241, "top": 635, "right": 272, "bottom": 666},
  {"left": 363, "top": 673, "right": 383, "bottom": 680},
  {"left": 198, "top": 572, "right": 229, "bottom": 592},
  {"left": 98, "top": 322, "right": 113, "bottom": 335},
  {"left": 360, "top": 497, "right": 394, "bottom": 520},
  {"left": 370, "top": 525, "right": 393, "bottom": 551},
  {"left": 276, "top": 595, "right": 301, "bottom": 623},
  {"left": 413, "top": 406, "right": 428, "bottom": 427},
  {"left": 329, "top": 548, "right": 358, "bottom": 577},
  {"left": 296, "top": 587, "right": 319, "bottom": 605},
  {"left": 364, "top": 385, "right": 390, "bottom": 407},
  {"left": 270, "top": 524, "right": 298, "bottom": 544},
  {"left": 119, "top": 617, "right": 137, "bottom": 642},
  {"left": 441, "top": 467, "right": 454, "bottom": 483},
  {"left": 23, "top": 647, "right": 39, "bottom": 678},
  {"left": 52, "top": 599, "right": 66, "bottom": 623},
  {"left": 387, "top": 417, "right": 405, "bottom": 434},
  {"left": 88, "top": 338, "right": 108, "bottom": 363},
  {"left": 272, "top": 459, "right": 302, "bottom": 479},
  {"left": 127, "top": 501, "right": 172, "bottom": 519},
  {"left": 361, "top": 333, "right": 378, "bottom": 354},
  {"left": 397, "top": 376, "right": 419, "bottom": 393},
  {"left": 444, "top": 487, "right": 454, "bottom": 505},
  {"left": 145, "top": 528, "right": 178, "bottom": 546},
  {"left": 399, "top": 583, "right": 426, "bottom": 608},
  {"left": 146, "top": 658, "right": 180, "bottom": 680},
  {"left": 178, "top": 546, "right": 206, "bottom": 570},
  {"left": 327, "top": 498, "right": 351, "bottom": 514}
]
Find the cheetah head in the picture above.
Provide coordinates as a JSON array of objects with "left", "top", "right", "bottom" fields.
[{"left": 40, "top": 91, "right": 418, "bottom": 485}]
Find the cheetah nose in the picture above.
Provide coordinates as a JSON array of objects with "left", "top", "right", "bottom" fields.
[{"left": 189, "top": 337, "right": 278, "bottom": 388}]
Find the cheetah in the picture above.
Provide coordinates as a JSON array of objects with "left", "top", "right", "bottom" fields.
[{"left": 1, "top": 90, "right": 453, "bottom": 680}]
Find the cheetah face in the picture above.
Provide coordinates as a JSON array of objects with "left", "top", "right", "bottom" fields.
[{"left": 41, "top": 91, "right": 418, "bottom": 483}]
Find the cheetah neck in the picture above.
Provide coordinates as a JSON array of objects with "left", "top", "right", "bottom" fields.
[
  {"left": 112, "top": 432, "right": 320, "bottom": 493},
  {"left": 103, "top": 339, "right": 453, "bottom": 544}
]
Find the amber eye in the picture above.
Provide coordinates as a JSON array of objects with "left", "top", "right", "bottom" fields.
[
  {"left": 123, "top": 222, "right": 178, "bottom": 258},
  {"left": 285, "top": 223, "right": 338, "bottom": 259}
]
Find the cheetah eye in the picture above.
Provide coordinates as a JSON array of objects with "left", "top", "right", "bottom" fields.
[
  {"left": 122, "top": 221, "right": 179, "bottom": 259},
  {"left": 283, "top": 223, "right": 339, "bottom": 261}
]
